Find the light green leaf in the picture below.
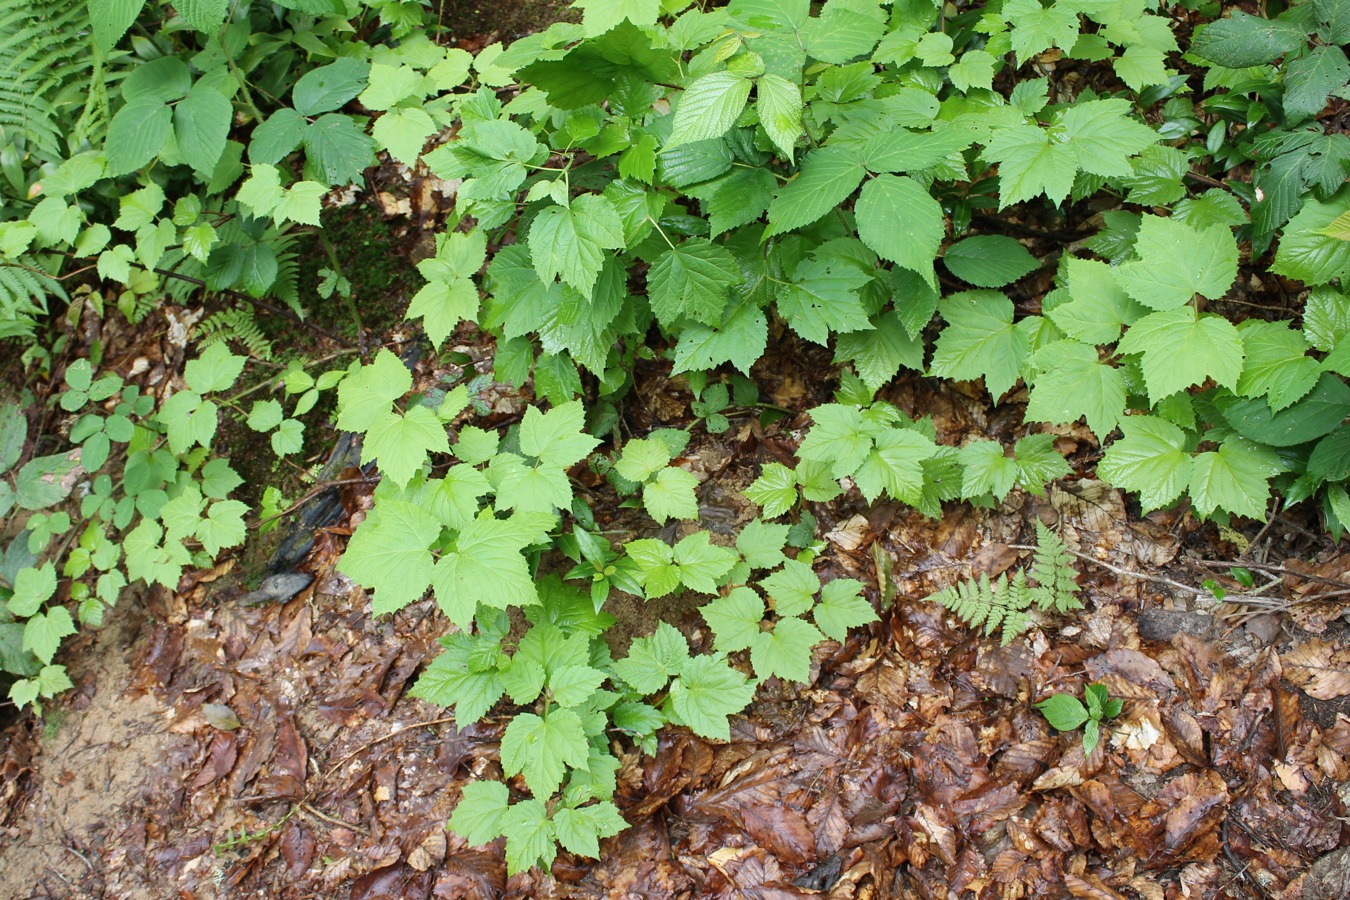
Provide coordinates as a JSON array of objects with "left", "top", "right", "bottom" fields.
[
  {"left": 273, "top": 181, "right": 327, "bottom": 227},
  {"left": 1004, "top": 0, "right": 1080, "bottom": 63},
  {"left": 501, "top": 709, "right": 589, "bottom": 797},
  {"left": 1097, "top": 415, "right": 1192, "bottom": 512},
  {"left": 669, "top": 72, "right": 752, "bottom": 148},
  {"left": 1188, "top": 437, "right": 1280, "bottom": 519},
  {"left": 643, "top": 467, "right": 700, "bottom": 523},
  {"left": 520, "top": 401, "right": 600, "bottom": 469},
  {"left": 797, "top": 403, "right": 871, "bottom": 479},
  {"left": 1027, "top": 341, "right": 1126, "bottom": 438},
  {"left": 765, "top": 147, "right": 866, "bottom": 237},
  {"left": 548, "top": 664, "right": 607, "bottom": 708},
  {"left": 372, "top": 107, "right": 436, "bottom": 165},
  {"left": 814, "top": 578, "right": 874, "bottom": 642},
  {"left": 672, "top": 532, "right": 738, "bottom": 594},
  {"left": 197, "top": 499, "right": 248, "bottom": 556},
  {"left": 362, "top": 406, "right": 449, "bottom": 488},
  {"left": 236, "top": 164, "right": 284, "bottom": 219},
  {"left": 931, "top": 291, "right": 1027, "bottom": 400},
  {"left": 612, "top": 622, "right": 691, "bottom": 694},
  {"left": 776, "top": 256, "right": 872, "bottom": 344},
  {"left": 335, "top": 350, "right": 411, "bottom": 434},
  {"left": 359, "top": 63, "right": 423, "bottom": 111},
  {"left": 853, "top": 428, "right": 936, "bottom": 505},
  {"left": 1057, "top": 99, "right": 1159, "bottom": 178},
  {"left": 23, "top": 606, "right": 76, "bottom": 665},
  {"left": 1116, "top": 216, "right": 1238, "bottom": 311},
  {"left": 501, "top": 799, "right": 556, "bottom": 875},
  {"left": 1036, "top": 693, "right": 1089, "bottom": 731},
  {"left": 406, "top": 279, "right": 479, "bottom": 348},
  {"left": 750, "top": 616, "right": 822, "bottom": 683},
  {"left": 745, "top": 462, "right": 798, "bottom": 517},
  {"left": 575, "top": 0, "right": 661, "bottom": 35},
  {"left": 668, "top": 655, "right": 756, "bottom": 742},
  {"left": 529, "top": 194, "right": 625, "bottom": 296},
  {"left": 834, "top": 313, "right": 925, "bottom": 393},
  {"left": 338, "top": 501, "right": 439, "bottom": 614},
  {"left": 185, "top": 342, "right": 246, "bottom": 394},
  {"left": 756, "top": 74, "right": 802, "bottom": 160},
  {"left": 553, "top": 802, "right": 627, "bottom": 859},
  {"left": 959, "top": 439, "right": 1018, "bottom": 500},
  {"left": 448, "top": 780, "right": 510, "bottom": 846},
  {"left": 433, "top": 511, "right": 553, "bottom": 625},
  {"left": 1048, "top": 257, "right": 1146, "bottom": 344},
  {"left": 1117, "top": 307, "right": 1243, "bottom": 401},
  {"left": 1273, "top": 189, "right": 1350, "bottom": 286},
  {"left": 8, "top": 563, "right": 57, "bottom": 618},
  {"left": 735, "top": 520, "right": 790, "bottom": 570},
  {"left": 982, "top": 122, "right": 1077, "bottom": 208},
  {"left": 761, "top": 558, "right": 819, "bottom": 617},
  {"left": 615, "top": 438, "right": 674, "bottom": 483},
  {"left": 854, "top": 175, "right": 943, "bottom": 288},
  {"left": 1236, "top": 320, "right": 1320, "bottom": 411},
  {"left": 90, "top": 0, "right": 144, "bottom": 51}
]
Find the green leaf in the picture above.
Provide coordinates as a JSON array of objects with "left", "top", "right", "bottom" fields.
[
  {"left": 672, "top": 532, "right": 738, "bottom": 593},
  {"left": 1273, "top": 189, "right": 1350, "bottom": 285},
  {"left": 501, "top": 709, "right": 589, "bottom": 797},
  {"left": 1004, "top": 0, "right": 1080, "bottom": 63},
  {"left": 1218, "top": 374, "right": 1350, "bottom": 447},
  {"left": 649, "top": 238, "right": 742, "bottom": 327},
  {"left": 293, "top": 58, "right": 370, "bottom": 117},
  {"left": 359, "top": 63, "right": 423, "bottom": 111},
  {"left": 1309, "top": 426, "right": 1350, "bottom": 481},
  {"left": 612, "top": 622, "right": 691, "bottom": 694},
  {"left": 615, "top": 438, "right": 674, "bottom": 483},
  {"left": 0, "top": 404, "right": 26, "bottom": 475},
  {"left": 750, "top": 616, "right": 822, "bottom": 683},
  {"left": 575, "top": 0, "right": 660, "bottom": 35},
  {"left": 959, "top": 439, "right": 1018, "bottom": 500},
  {"left": 185, "top": 342, "right": 246, "bottom": 394},
  {"left": 448, "top": 780, "right": 510, "bottom": 846},
  {"left": 854, "top": 428, "right": 936, "bottom": 505},
  {"left": 1189, "top": 437, "right": 1279, "bottom": 519},
  {"left": 406, "top": 279, "right": 479, "bottom": 348},
  {"left": 433, "top": 512, "right": 552, "bottom": 625},
  {"left": 668, "top": 72, "right": 752, "bottom": 148},
  {"left": 1116, "top": 216, "right": 1238, "bottom": 311},
  {"left": 1117, "top": 308, "right": 1244, "bottom": 401},
  {"left": 802, "top": 5, "right": 885, "bottom": 63},
  {"left": 745, "top": 463, "right": 798, "bottom": 517},
  {"left": 529, "top": 195, "right": 626, "bottom": 296},
  {"left": 363, "top": 406, "right": 449, "bottom": 488},
  {"left": 1036, "top": 693, "right": 1089, "bottom": 731},
  {"left": 776, "top": 256, "right": 872, "bottom": 344},
  {"left": 23, "top": 606, "right": 75, "bottom": 665},
  {"left": 950, "top": 49, "right": 996, "bottom": 92},
  {"left": 643, "top": 467, "right": 700, "bottom": 523},
  {"left": 549, "top": 664, "right": 607, "bottom": 707},
  {"left": 1190, "top": 12, "right": 1307, "bottom": 67},
  {"left": 982, "top": 123, "right": 1077, "bottom": 208},
  {"left": 273, "top": 182, "right": 327, "bottom": 227},
  {"left": 177, "top": 0, "right": 228, "bottom": 32},
  {"left": 1236, "top": 320, "right": 1320, "bottom": 410},
  {"left": 854, "top": 175, "right": 943, "bottom": 288},
  {"left": 814, "top": 578, "right": 874, "bottom": 642},
  {"left": 90, "top": 0, "right": 145, "bottom": 51},
  {"left": 943, "top": 236, "right": 1038, "bottom": 288},
  {"left": 520, "top": 401, "right": 600, "bottom": 469},
  {"left": 105, "top": 100, "right": 172, "bottom": 176},
  {"left": 760, "top": 558, "right": 819, "bottom": 617},
  {"left": 338, "top": 501, "right": 439, "bottom": 614},
  {"left": 736, "top": 520, "right": 790, "bottom": 570},
  {"left": 1097, "top": 415, "right": 1192, "bottom": 512},
  {"left": 931, "top": 291, "right": 1027, "bottom": 400},
  {"left": 453, "top": 426, "right": 499, "bottom": 465},
  {"left": 113, "top": 183, "right": 165, "bottom": 232},
  {"left": 756, "top": 74, "right": 802, "bottom": 160},
  {"left": 835, "top": 313, "right": 925, "bottom": 394},
  {"left": 174, "top": 85, "right": 232, "bottom": 174},
  {"left": 700, "top": 586, "right": 764, "bottom": 654},
  {"left": 668, "top": 655, "right": 756, "bottom": 741},
  {"left": 1284, "top": 46, "right": 1350, "bottom": 122},
  {"left": 797, "top": 404, "right": 871, "bottom": 479},
  {"left": 236, "top": 164, "right": 284, "bottom": 219},
  {"left": 1057, "top": 99, "right": 1159, "bottom": 178},
  {"left": 765, "top": 147, "right": 866, "bottom": 237},
  {"left": 200, "top": 458, "right": 243, "bottom": 499},
  {"left": 553, "top": 802, "right": 627, "bottom": 859},
  {"left": 336, "top": 350, "right": 411, "bottom": 434},
  {"left": 304, "top": 114, "right": 378, "bottom": 185},
  {"left": 122, "top": 57, "right": 190, "bottom": 103},
  {"left": 501, "top": 799, "right": 557, "bottom": 875},
  {"left": 8, "top": 563, "right": 56, "bottom": 618},
  {"left": 1048, "top": 257, "right": 1146, "bottom": 344},
  {"left": 372, "top": 107, "right": 436, "bottom": 164},
  {"left": 1027, "top": 341, "right": 1126, "bottom": 438}
]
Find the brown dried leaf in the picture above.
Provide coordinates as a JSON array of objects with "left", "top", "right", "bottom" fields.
[{"left": 1282, "top": 639, "right": 1350, "bottom": 699}]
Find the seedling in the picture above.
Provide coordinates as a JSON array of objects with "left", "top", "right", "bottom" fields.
[{"left": 1036, "top": 683, "right": 1123, "bottom": 756}]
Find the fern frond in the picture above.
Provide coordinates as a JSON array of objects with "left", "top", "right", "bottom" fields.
[
  {"left": 197, "top": 307, "right": 273, "bottom": 359},
  {"left": 0, "top": 0, "right": 96, "bottom": 162},
  {"left": 268, "top": 232, "right": 302, "bottom": 316},
  {"left": 1029, "top": 521, "right": 1082, "bottom": 613},
  {"left": 931, "top": 571, "right": 1035, "bottom": 646},
  {"left": 0, "top": 259, "right": 64, "bottom": 337}
]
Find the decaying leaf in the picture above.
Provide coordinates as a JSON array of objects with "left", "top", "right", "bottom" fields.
[{"left": 1283, "top": 639, "right": 1350, "bottom": 699}]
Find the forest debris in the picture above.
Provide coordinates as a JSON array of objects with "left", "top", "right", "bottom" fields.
[{"left": 1282, "top": 639, "right": 1350, "bottom": 699}]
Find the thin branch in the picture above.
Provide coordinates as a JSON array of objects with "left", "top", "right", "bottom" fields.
[
  {"left": 1189, "top": 559, "right": 1350, "bottom": 592},
  {"left": 1008, "top": 543, "right": 1208, "bottom": 596}
]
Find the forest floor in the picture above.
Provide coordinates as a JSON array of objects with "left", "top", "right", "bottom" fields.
[{"left": 2, "top": 11, "right": 1350, "bottom": 900}]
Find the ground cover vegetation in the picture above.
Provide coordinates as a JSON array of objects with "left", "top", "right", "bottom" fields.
[{"left": 1, "top": 0, "right": 1349, "bottom": 891}]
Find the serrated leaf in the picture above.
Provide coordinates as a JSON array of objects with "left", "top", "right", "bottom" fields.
[
  {"left": 337, "top": 500, "right": 439, "bottom": 614},
  {"left": 520, "top": 401, "right": 600, "bottom": 469},
  {"left": 433, "top": 512, "right": 552, "bottom": 626},
  {"left": 1189, "top": 437, "right": 1279, "bottom": 519},
  {"left": 765, "top": 147, "right": 865, "bottom": 237},
  {"left": 649, "top": 238, "right": 743, "bottom": 326},
  {"left": 797, "top": 404, "right": 871, "bottom": 478},
  {"left": 1048, "top": 257, "right": 1147, "bottom": 344},
  {"left": 1027, "top": 340, "right": 1126, "bottom": 438},
  {"left": 1235, "top": 320, "right": 1320, "bottom": 410},
  {"left": 943, "top": 235, "right": 1038, "bottom": 288},
  {"left": 372, "top": 107, "right": 436, "bottom": 164},
  {"left": 1309, "top": 426, "right": 1350, "bottom": 481},
  {"left": 90, "top": 0, "right": 144, "bottom": 51},
  {"left": 106, "top": 99, "right": 172, "bottom": 176},
  {"left": 174, "top": 85, "right": 232, "bottom": 174},
  {"left": 643, "top": 467, "right": 700, "bottom": 523},
  {"left": 529, "top": 194, "right": 626, "bottom": 296},
  {"left": 745, "top": 463, "right": 798, "bottom": 517},
  {"left": 1116, "top": 216, "right": 1238, "bottom": 311},
  {"left": 1272, "top": 190, "right": 1350, "bottom": 285},
  {"left": 407, "top": 279, "right": 480, "bottom": 348},
  {"left": 672, "top": 532, "right": 738, "bottom": 593},
  {"left": 553, "top": 802, "right": 627, "bottom": 859},
  {"left": 760, "top": 558, "right": 819, "bottom": 617},
  {"left": 1190, "top": 12, "right": 1306, "bottom": 67},
  {"left": 669, "top": 72, "right": 752, "bottom": 148},
  {"left": 448, "top": 781, "right": 510, "bottom": 846},
  {"left": 814, "top": 578, "right": 874, "bottom": 642},
  {"left": 23, "top": 606, "right": 75, "bottom": 665},
  {"left": 185, "top": 342, "right": 246, "bottom": 394},
  {"left": 501, "top": 799, "right": 556, "bottom": 875},
  {"left": 959, "top": 439, "right": 1018, "bottom": 500},
  {"left": 362, "top": 405, "right": 449, "bottom": 488},
  {"left": 1004, "top": 0, "right": 1080, "bottom": 63},
  {"left": 776, "top": 256, "right": 872, "bottom": 344},
  {"left": 1058, "top": 99, "right": 1159, "bottom": 178},
  {"left": 736, "top": 520, "right": 790, "bottom": 570},
  {"left": 931, "top": 291, "right": 1027, "bottom": 400},
  {"left": 304, "top": 114, "right": 377, "bottom": 185},
  {"left": 668, "top": 655, "right": 756, "bottom": 742},
  {"left": 1283, "top": 45, "right": 1350, "bottom": 122},
  {"left": 756, "top": 74, "right": 802, "bottom": 160},
  {"left": 292, "top": 58, "right": 370, "bottom": 117},
  {"left": 750, "top": 616, "right": 822, "bottom": 683},
  {"left": 1036, "top": 693, "right": 1089, "bottom": 731},
  {"left": 834, "top": 313, "right": 925, "bottom": 393},
  {"left": 855, "top": 175, "right": 943, "bottom": 288},
  {"left": 501, "top": 709, "right": 589, "bottom": 797},
  {"left": 549, "top": 664, "right": 608, "bottom": 707},
  {"left": 612, "top": 622, "right": 691, "bottom": 693},
  {"left": 982, "top": 123, "right": 1077, "bottom": 208},
  {"left": 335, "top": 350, "right": 411, "bottom": 433},
  {"left": 854, "top": 428, "right": 936, "bottom": 505},
  {"left": 1117, "top": 307, "right": 1244, "bottom": 401},
  {"left": 1097, "top": 415, "right": 1192, "bottom": 512}
]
